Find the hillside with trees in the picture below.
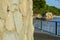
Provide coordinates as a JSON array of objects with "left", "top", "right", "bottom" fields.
[{"left": 33, "top": 0, "right": 60, "bottom": 15}]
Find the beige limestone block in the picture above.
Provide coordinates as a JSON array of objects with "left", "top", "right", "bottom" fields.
[
  {"left": 0, "top": 0, "right": 7, "bottom": 19},
  {"left": 13, "top": 11, "right": 23, "bottom": 33},
  {"left": 0, "top": 32, "right": 3, "bottom": 40},
  {"left": 3, "top": 32, "right": 19, "bottom": 40},
  {"left": 19, "top": 0, "right": 34, "bottom": 40},
  {"left": 0, "top": 0, "right": 34, "bottom": 40},
  {"left": 25, "top": 0, "right": 34, "bottom": 40},
  {"left": 18, "top": 27, "right": 26, "bottom": 40},
  {"left": 26, "top": 16, "right": 34, "bottom": 40},
  {"left": 5, "top": 12, "right": 16, "bottom": 32},
  {"left": 0, "top": 19, "right": 4, "bottom": 40},
  {"left": 0, "top": 19, "right": 4, "bottom": 32},
  {"left": 7, "top": 0, "right": 20, "bottom": 11},
  {"left": 19, "top": 0, "right": 27, "bottom": 16}
]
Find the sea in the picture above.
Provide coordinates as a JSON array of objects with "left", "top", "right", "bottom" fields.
[{"left": 33, "top": 17, "right": 60, "bottom": 36}]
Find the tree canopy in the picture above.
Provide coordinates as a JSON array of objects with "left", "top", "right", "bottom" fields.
[{"left": 33, "top": 0, "right": 60, "bottom": 15}]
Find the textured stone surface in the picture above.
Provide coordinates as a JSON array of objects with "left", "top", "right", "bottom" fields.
[
  {"left": 0, "top": 0, "right": 7, "bottom": 19},
  {"left": 13, "top": 11, "right": 23, "bottom": 33},
  {"left": 3, "top": 32, "right": 20, "bottom": 40},
  {"left": 0, "top": 0, "right": 34, "bottom": 40},
  {"left": 0, "top": 19, "right": 4, "bottom": 32},
  {"left": 5, "top": 12, "right": 15, "bottom": 32}
]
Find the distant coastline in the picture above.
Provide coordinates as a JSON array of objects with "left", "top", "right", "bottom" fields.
[{"left": 53, "top": 15, "right": 60, "bottom": 18}]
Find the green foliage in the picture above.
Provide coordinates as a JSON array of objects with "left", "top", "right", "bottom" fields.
[
  {"left": 45, "top": 5, "right": 60, "bottom": 15},
  {"left": 33, "top": 0, "right": 46, "bottom": 14},
  {"left": 33, "top": 0, "right": 60, "bottom": 15}
]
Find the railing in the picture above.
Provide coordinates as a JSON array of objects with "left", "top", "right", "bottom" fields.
[{"left": 33, "top": 18, "right": 60, "bottom": 37}]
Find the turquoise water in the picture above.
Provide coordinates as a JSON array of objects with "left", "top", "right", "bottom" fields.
[{"left": 51, "top": 18, "right": 60, "bottom": 22}]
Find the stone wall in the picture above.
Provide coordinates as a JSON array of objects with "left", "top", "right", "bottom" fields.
[{"left": 0, "top": 0, "right": 34, "bottom": 40}]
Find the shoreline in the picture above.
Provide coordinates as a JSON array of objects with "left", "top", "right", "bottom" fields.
[{"left": 53, "top": 16, "right": 60, "bottom": 18}]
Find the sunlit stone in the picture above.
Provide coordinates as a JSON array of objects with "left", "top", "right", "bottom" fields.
[
  {"left": 0, "top": 0, "right": 34, "bottom": 40},
  {"left": 3, "top": 32, "right": 19, "bottom": 40},
  {"left": 46, "top": 12, "right": 53, "bottom": 20}
]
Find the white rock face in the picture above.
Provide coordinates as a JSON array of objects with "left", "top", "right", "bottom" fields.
[{"left": 0, "top": 0, "right": 34, "bottom": 40}]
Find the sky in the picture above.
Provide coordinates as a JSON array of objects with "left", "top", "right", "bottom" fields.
[{"left": 46, "top": 0, "right": 60, "bottom": 9}]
